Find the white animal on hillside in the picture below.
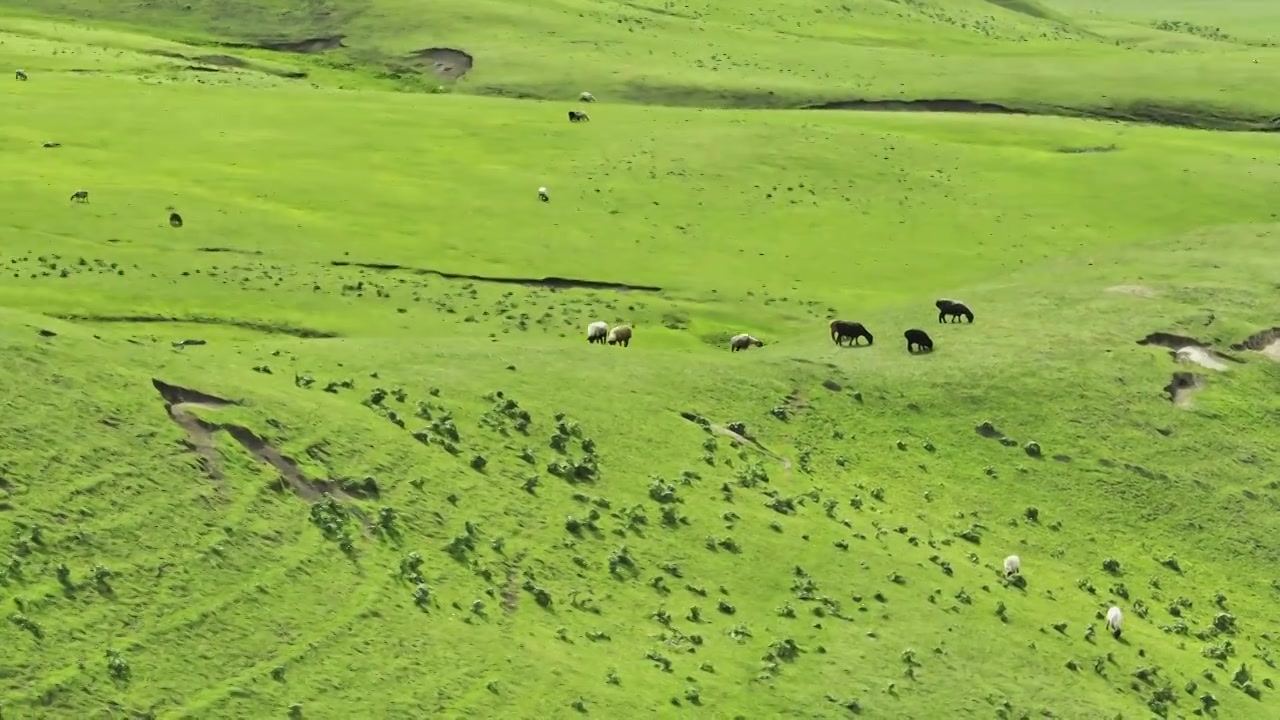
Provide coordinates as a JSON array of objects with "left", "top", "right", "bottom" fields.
[
  {"left": 538, "top": 186, "right": 549, "bottom": 202},
  {"left": 1003, "top": 554, "right": 1021, "bottom": 577},
  {"left": 1105, "top": 606, "right": 1123, "bottom": 639},
  {"left": 586, "top": 321, "right": 608, "bottom": 344},
  {"left": 729, "top": 334, "right": 764, "bottom": 351},
  {"left": 579, "top": 91, "right": 595, "bottom": 102}
]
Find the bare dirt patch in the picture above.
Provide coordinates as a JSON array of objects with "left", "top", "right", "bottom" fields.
[
  {"left": 1230, "top": 327, "right": 1280, "bottom": 361},
  {"left": 1164, "top": 372, "right": 1204, "bottom": 407},
  {"left": 406, "top": 47, "right": 473, "bottom": 80},
  {"left": 1106, "top": 284, "right": 1156, "bottom": 297},
  {"left": 328, "top": 260, "right": 662, "bottom": 292},
  {"left": 1173, "top": 346, "right": 1228, "bottom": 371}
]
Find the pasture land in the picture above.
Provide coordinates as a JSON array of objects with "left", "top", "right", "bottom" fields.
[{"left": 1, "top": 3, "right": 1279, "bottom": 719}]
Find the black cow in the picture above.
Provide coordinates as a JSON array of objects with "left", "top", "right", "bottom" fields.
[
  {"left": 69, "top": 190, "right": 89, "bottom": 203},
  {"left": 568, "top": 110, "right": 590, "bottom": 123},
  {"left": 904, "top": 329, "right": 933, "bottom": 353},
  {"left": 169, "top": 212, "right": 184, "bottom": 227},
  {"left": 15, "top": 70, "right": 27, "bottom": 81}
]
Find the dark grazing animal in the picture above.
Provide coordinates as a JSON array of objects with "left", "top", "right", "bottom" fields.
[
  {"left": 935, "top": 298, "right": 974, "bottom": 323},
  {"left": 169, "top": 212, "right": 184, "bottom": 228},
  {"left": 830, "top": 320, "right": 873, "bottom": 346},
  {"left": 15, "top": 70, "right": 27, "bottom": 81},
  {"left": 904, "top": 329, "right": 933, "bottom": 353},
  {"left": 568, "top": 110, "right": 590, "bottom": 123},
  {"left": 69, "top": 190, "right": 89, "bottom": 203}
]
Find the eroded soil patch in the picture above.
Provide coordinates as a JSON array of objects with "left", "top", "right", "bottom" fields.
[
  {"left": 1136, "top": 332, "right": 1242, "bottom": 370},
  {"left": 1231, "top": 327, "right": 1280, "bottom": 361},
  {"left": 407, "top": 47, "right": 473, "bottom": 80},
  {"left": 152, "top": 379, "right": 235, "bottom": 485},
  {"left": 329, "top": 260, "right": 662, "bottom": 292},
  {"left": 677, "top": 410, "right": 793, "bottom": 474},
  {"left": 151, "top": 380, "right": 366, "bottom": 522},
  {"left": 1164, "top": 372, "right": 1204, "bottom": 407}
]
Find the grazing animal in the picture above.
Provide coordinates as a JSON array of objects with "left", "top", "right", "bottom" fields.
[
  {"left": 1105, "top": 606, "right": 1123, "bottom": 639},
  {"left": 729, "top": 333, "right": 764, "bottom": 351},
  {"left": 830, "top": 320, "right": 873, "bottom": 346},
  {"left": 936, "top": 298, "right": 974, "bottom": 323},
  {"left": 586, "top": 321, "right": 609, "bottom": 344},
  {"left": 69, "top": 190, "right": 89, "bottom": 203},
  {"left": 579, "top": 91, "right": 595, "bottom": 102},
  {"left": 538, "top": 187, "right": 549, "bottom": 202},
  {"left": 15, "top": 69, "right": 26, "bottom": 81},
  {"left": 169, "top": 212, "right": 183, "bottom": 228},
  {"left": 904, "top": 328, "right": 933, "bottom": 353},
  {"left": 606, "top": 324, "right": 632, "bottom": 347},
  {"left": 568, "top": 110, "right": 590, "bottom": 123},
  {"left": 42, "top": 142, "right": 60, "bottom": 148},
  {"left": 1003, "top": 555, "right": 1021, "bottom": 578}
]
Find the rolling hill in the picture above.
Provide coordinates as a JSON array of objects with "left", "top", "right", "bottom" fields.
[{"left": 0, "top": 1, "right": 1278, "bottom": 718}]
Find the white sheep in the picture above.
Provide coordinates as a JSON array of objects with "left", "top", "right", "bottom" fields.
[
  {"left": 1106, "top": 606, "right": 1123, "bottom": 639},
  {"left": 586, "top": 321, "right": 608, "bottom": 344},
  {"left": 729, "top": 334, "right": 764, "bottom": 352},
  {"left": 579, "top": 91, "right": 595, "bottom": 102},
  {"left": 538, "top": 186, "right": 549, "bottom": 202},
  {"left": 1003, "top": 554, "right": 1021, "bottom": 577}
]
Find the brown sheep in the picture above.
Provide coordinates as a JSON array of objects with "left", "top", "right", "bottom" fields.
[
  {"left": 730, "top": 334, "right": 764, "bottom": 351},
  {"left": 606, "top": 325, "right": 632, "bottom": 347}
]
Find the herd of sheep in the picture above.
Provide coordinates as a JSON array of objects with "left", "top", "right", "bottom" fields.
[
  {"left": 586, "top": 299, "right": 977, "bottom": 353},
  {"left": 1005, "top": 555, "right": 1125, "bottom": 640}
]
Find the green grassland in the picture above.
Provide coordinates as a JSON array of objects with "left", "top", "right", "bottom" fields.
[
  {"left": 4, "top": 0, "right": 1280, "bottom": 126},
  {"left": 2, "top": 2, "right": 1280, "bottom": 719}
]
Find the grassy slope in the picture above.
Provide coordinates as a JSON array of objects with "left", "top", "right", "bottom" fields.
[
  {"left": 1, "top": 7, "right": 1279, "bottom": 720},
  {"left": 3, "top": 0, "right": 1280, "bottom": 125}
]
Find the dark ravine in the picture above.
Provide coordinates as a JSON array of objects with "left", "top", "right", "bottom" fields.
[
  {"left": 150, "top": 380, "right": 368, "bottom": 521},
  {"left": 804, "top": 98, "right": 1280, "bottom": 133},
  {"left": 328, "top": 260, "right": 663, "bottom": 292},
  {"left": 219, "top": 35, "right": 347, "bottom": 54},
  {"left": 55, "top": 313, "right": 337, "bottom": 339},
  {"left": 152, "top": 378, "right": 236, "bottom": 407}
]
